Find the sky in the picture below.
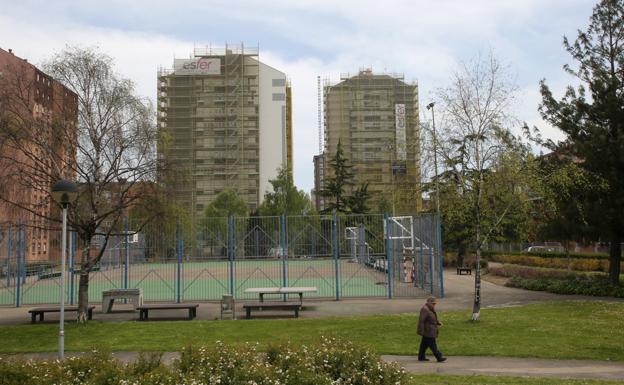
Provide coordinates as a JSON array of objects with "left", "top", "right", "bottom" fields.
[{"left": 0, "top": 0, "right": 597, "bottom": 194}]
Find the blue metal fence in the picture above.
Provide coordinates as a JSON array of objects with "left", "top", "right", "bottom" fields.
[{"left": 0, "top": 214, "right": 443, "bottom": 306}]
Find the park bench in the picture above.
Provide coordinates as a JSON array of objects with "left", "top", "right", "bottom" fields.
[
  {"left": 102, "top": 288, "right": 143, "bottom": 313},
  {"left": 457, "top": 266, "right": 472, "bottom": 275},
  {"left": 29, "top": 305, "right": 95, "bottom": 323},
  {"left": 136, "top": 303, "right": 199, "bottom": 321},
  {"left": 242, "top": 301, "right": 301, "bottom": 319}
]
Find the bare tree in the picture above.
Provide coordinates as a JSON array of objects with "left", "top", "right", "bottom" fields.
[
  {"left": 433, "top": 53, "right": 526, "bottom": 321},
  {"left": 0, "top": 46, "right": 162, "bottom": 322}
]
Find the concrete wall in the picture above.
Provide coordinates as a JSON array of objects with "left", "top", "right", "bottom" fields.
[{"left": 258, "top": 62, "right": 287, "bottom": 199}]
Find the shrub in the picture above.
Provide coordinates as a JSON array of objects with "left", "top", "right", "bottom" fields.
[
  {"left": 481, "top": 250, "right": 610, "bottom": 260},
  {"left": 0, "top": 338, "right": 406, "bottom": 385},
  {"left": 487, "top": 264, "right": 579, "bottom": 280},
  {"left": 485, "top": 254, "right": 620, "bottom": 272},
  {"left": 506, "top": 275, "right": 624, "bottom": 298}
]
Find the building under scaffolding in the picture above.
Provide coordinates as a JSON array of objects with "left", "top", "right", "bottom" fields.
[
  {"left": 157, "top": 44, "right": 292, "bottom": 224},
  {"left": 316, "top": 69, "right": 421, "bottom": 213}
]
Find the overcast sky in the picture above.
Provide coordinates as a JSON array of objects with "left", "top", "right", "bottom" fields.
[{"left": 0, "top": 0, "right": 596, "bottom": 193}]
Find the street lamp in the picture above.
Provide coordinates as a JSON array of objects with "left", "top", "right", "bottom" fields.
[
  {"left": 426, "top": 102, "right": 440, "bottom": 216},
  {"left": 51, "top": 179, "right": 78, "bottom": 361}
]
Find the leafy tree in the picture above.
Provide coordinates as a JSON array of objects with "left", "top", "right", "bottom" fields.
[
  {"left": 0, "top": 46, "right": 161, "bottom": 322},
  {"left": 432, "top": 53, "right": 531, "bottom": 320},
  {"left": 258, "top": 167, "right": 313, "bottom": 216},
  {"left": 533, "top": 156, "right": 604, "bottom": 261},
  {"left": 538, "top": 0, "right": 624, "bottom": 284},
  {"left": 319, "top": 140, "right": 371, "bottom": 214},
  {"left": 204, "top": 189, "right": 248, "bottom": 218}
]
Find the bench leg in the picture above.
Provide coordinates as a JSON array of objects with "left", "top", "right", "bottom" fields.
[
  {"left": 295, "top": 308, "right": 299, "bottom": 318},
  {"left": 40, "top": 313, "right": 44, "bottom": 322},
  {"left": 88, "top": 308, "right": 93, "bottom": 320},
  {"left": 31, "top": 313, "right": 36, "bottom": 324},
  {"left": 246, "top": 307, "right": 251, "bottom": 319}
]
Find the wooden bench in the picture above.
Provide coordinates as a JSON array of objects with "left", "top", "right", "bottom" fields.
[
  {"left": 29, "top": 306, "right": 95, "bottom": 323},
  {"left": 136, "top": 303, "right": 199, "bottom": 321},
  {"left": 457, "top": 267, "right": 472, "bottom": 275},
  {"left": 242, "top": 301, "right": 301, "bottom": 319},
  {"left": 102, "top": 288, "right": 143, "bottom": 313}
]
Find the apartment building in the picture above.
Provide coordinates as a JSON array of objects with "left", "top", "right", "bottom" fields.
[{"left": 157, "top": 44, "right": 292, "bottom": 224}]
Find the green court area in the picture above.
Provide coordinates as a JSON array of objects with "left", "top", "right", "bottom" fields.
[{"left": 1, "top": 259, "right": 394, "bottom": 305}]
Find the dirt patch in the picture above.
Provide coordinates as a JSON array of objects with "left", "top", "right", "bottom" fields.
[{"left": 482, "top": 274, "right": 510, "bottom": 286}]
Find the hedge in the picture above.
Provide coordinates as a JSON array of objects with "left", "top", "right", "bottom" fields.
[
  {"left": 481, "top": 250, "right": 610, "bottom": 260},
  {"left": 506, "top": 275, "right": 624, "bottom": 298},
  {"left": 485, "top": 254, "right": 620, "bottom": 272}
]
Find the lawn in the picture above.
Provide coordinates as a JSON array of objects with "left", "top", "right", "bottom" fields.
[{"left": 1, "top": 301, "right": 623, "bottom": 361}]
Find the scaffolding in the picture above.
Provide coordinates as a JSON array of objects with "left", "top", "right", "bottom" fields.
[
  {"left": 320, "top": 69, "right": 421, "bottom": 213},
  {"left": 158, "top": 44, "right": 260, "bottom": 226}
]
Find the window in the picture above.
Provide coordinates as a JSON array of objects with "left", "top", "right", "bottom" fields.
[
  {"left": 272, "top": 93, "right": 285, "bottom": 101},
  {"left": 272, "top": 79, "right": 286, "bottom": 87}
]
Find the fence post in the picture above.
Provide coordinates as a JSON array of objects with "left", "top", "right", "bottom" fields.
[
  {"left": 385, "top": 214, "right": 393, "bottom": 299},
  {"left": 176, "top": 220, "right": 182, "bottom": 303},
  {"left": 124, "top": 217, "right": 129, "bottom": 290},
  {"left": 332, "top": 213, "right": 340, "bottom": 301},
  {"left": 437, "top": 214, "right": 444, "bottom": 298},
  {"left": 21, "top": 224, "right": 26, "bottom": 285},
  {"left": 7, "top": 227, "right": 11, "bottom": 290},
  {"left": 16, "top": 222, "right": 21, "bottom": 307},
  {"left": 228, "top": 216, "right": 234, "bottom": 296},
  {"left": 429, "top": 216, "right": 435, "bottom": 295},
  {"left": 280, "top": 214, "right": 287, "bottom": 301},
  {"left": 69, "top": 230, "right": 74, "bottom": 305}
]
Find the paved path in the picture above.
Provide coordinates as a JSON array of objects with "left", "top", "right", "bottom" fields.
[
  {"left": 383, "top": 355, "right": 624, "bottom": 381},
  {"left": 3, "top": 351, "right": 623, "bottom": 381}
]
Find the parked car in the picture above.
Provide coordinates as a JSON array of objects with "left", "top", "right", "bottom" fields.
[{"left": 524, "top": 245, "right": 561, "bottom": 253}]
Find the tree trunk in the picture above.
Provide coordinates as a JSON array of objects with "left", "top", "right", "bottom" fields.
[
  {"left": 471, "top": 247, "right": 481, "bottom": 321},
  {"left": 457, "top": 242, "right": 466, "bottom": 268},
  {"left": 77, "top": 269, "right": 90, "bottom": 323},
  {"left": 608, "top": 237, "right": 621, "bottom": 285},
  {"left": 77, "top": 238, "right": 92, "bottom": 323}
]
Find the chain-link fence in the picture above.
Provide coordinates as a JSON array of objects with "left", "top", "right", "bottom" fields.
[{"left": 0, "top": 214, "right": 443, "bottom": 306}]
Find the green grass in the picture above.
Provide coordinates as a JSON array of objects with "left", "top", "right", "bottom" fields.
[
  {"left": 1, "top": 301, "right": 623, "bottom": 361},
  {"left": 407, "top": 374, "right": 622, "bottom": 384}
]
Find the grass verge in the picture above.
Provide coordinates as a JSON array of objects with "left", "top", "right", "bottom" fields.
[{"left": 0, "top": 301, "right": 622, "bottom": 361}]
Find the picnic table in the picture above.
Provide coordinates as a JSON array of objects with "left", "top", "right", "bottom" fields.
[
  {"left": 102, "top": 288, "right": 143, "bottom": 313},
  {"left": 244, "top": 286, "right": 317, "bottom": 304}
]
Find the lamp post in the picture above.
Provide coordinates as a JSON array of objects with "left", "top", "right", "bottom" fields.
[
  {"left": 426, "top": 102, "right": 440, "bottom": 216},
  {"left": 51, "top": 180, "right": 78, "bottom": 361}
]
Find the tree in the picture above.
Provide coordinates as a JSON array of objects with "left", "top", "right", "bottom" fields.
[
  {"left": 204, "top": 189, "right": 248, "bottom": 218},
  {"left": 433, "top": 53, "right": 530, "bottom": 321},
  {"left": 0, "top": 46, "right": 161, "bottom": 322},
  {"left": 538, "top": 0, "right": 624, "bottom": 285},
  {"left": 258, "top": 167, "right": 313, "bottom": 216},
  {"left": 318, "top": 140, "right": 371, "bottom": 214},
  {"left": 532, "top": 156, "right": 604, "bottom": 262}
]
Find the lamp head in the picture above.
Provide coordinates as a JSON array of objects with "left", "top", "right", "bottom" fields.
[
  {"left": 51, "top": 180, "right": 78, "bottom": 208},
  {"left": 426, "top": 102, "right": 435, "bottom": 110}
]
